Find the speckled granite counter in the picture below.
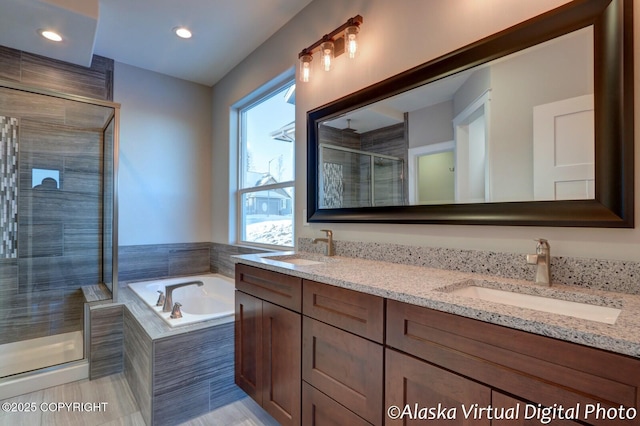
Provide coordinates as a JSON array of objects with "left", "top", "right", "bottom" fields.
[{"left": 232, "top": 251, "right": 640, "bottom": 358}]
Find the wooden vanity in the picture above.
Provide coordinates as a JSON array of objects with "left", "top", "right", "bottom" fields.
[{"left": 235, "top": 263, "right": 640, "bottom": 426}]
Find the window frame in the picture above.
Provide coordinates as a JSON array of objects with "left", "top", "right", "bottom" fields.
[{"left": 235, "top": 75, "right": 296, "bottom": 249}]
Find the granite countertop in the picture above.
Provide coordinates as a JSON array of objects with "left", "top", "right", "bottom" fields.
[{"left": 232, "top": 251, "right": 640, "bottom": 359}]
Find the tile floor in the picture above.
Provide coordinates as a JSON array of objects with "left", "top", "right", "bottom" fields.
[{"left": 0, "top": 373, "right": 279, "bottom": 426}]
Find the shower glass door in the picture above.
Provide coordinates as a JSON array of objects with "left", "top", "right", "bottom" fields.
[{"left": 0, "top": 84, "right": 118, "bottom": 378}]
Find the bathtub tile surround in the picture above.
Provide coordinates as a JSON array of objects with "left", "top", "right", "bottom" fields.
[
  {"left": 117, "top": 242, "right": 268, "bottom": 284},
  {"left": 93, "top": 278, "right": 245, "bottom": 426},
  {"left": 124, "top": 308, "right": 153, "bottom": 425},
  {"left": 298, "top": 238, "right": 640, "bottom": 295},
  {"left": 118, "top": 243, "right": 211, "bottom": 282},
  {"left": 210, "top": 242, "right": 270, "bottom": 277},
  {"left": 153, "top": 323, "right": 243, "bottom": 425},
  {"left": 89, "top": 304, "right": 124, "bottom": 380}
]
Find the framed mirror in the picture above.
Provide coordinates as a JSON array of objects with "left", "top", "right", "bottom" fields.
[{"left": 307, "top": 0, "right": 633, "bottom": 227}]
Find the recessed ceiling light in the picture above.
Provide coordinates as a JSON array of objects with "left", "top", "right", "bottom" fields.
[
  {"left": 173, "top": 27, "right": 192, "bottom": 39},
  {"left": 39, "top": 29, "right": 63, "bottom": 42}
]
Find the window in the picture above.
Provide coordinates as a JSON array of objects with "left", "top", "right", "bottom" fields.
[{"left": 237, "top": 80, "right": 295, "bottom": 247}]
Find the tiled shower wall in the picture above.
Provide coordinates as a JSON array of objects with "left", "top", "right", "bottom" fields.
[
  {"left": 0, "top": 116, "right": 18, "bottom": 258},
  {"left": 319, "top": 122, "right": 407, "bottom": 207},
  {"left": 0, "top": 44, "right": 114, "bottom": 346}
]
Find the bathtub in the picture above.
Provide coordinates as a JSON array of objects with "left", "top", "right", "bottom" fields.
[{"left": 127, "top": 274, "right": 235, "bottom": 327}]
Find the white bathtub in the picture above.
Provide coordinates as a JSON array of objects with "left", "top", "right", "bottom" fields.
[{"left": 127, "top": 274, "right": 235, "bottom": 327}]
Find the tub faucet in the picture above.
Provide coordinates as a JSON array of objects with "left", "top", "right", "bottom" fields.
[
  {"left": 162, "top": 280, "right": 204, "bottom": 312},
  {"left": 312, "top": 229, "right": 334, "bottom": 256},
  {"left": 526, "top": 239, "right": 551, "bottom": 286}
]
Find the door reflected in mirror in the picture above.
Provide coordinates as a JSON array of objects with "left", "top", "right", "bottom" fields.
[{"left": 318, "top": 26, "right": 594, "bottom": 208}]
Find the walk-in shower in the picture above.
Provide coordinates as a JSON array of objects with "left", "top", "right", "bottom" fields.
[
  {"left": 319, "top": 143, "right": 404, "bottom": 208},
  {"left": 0, "top": 82, "right": 118, "bottom": 398}
]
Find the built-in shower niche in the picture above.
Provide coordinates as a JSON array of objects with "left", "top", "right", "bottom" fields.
[{"left": 0, "top": 84, "right": 117, "bottom": 380}]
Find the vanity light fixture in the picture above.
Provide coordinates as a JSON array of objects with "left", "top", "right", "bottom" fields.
[
  {"left": 298, "top": 15, "right": 363, "bottom": 82},
  {"left": 173, "top": 26, "right": 192, "bottom": 39},
  {"left": 39, "top": 29, "right": 63, "bottom": 42}
]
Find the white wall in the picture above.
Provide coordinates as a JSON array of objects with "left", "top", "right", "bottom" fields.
[
  {"left": 115, "top": 62, "right": 212, "bottom": 245},
  {"left": 211, "top": 0, "right": 640, "bottom": 261}
]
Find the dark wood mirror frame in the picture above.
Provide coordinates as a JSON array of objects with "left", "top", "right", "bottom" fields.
[{"left": 307, "top": 0, "right": 633, "bottom": 227}]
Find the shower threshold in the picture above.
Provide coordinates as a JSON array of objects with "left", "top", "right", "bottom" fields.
[{"left": 0, "top": 331, "right": 83, "bottom": 378}]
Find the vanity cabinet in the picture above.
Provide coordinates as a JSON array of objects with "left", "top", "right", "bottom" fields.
[
  {"left": 386, "top": 299, "right": 640, "bottom": 426},
  {"left": 235, "top": 264, "right": 301, "bottom": 426},
  {"left": 302, "top": 279, "right": 385, "bottom": 425},
  {"left": 385, "top": 348, "right": 491, "bottom": 425}
]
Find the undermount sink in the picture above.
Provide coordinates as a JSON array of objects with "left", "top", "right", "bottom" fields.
[
  {"left": 263, "top": 254, "right": 329, "bottom": 266},
  {"left": 450, "top": 284, "right": 621, "bottom": 324}
]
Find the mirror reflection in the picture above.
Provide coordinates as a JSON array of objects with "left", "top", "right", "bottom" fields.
[{"left": 318, "top": 26, "right": 593, "bottom": 209}]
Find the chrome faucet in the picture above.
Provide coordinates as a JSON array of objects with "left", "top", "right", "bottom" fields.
[
  {"left": 312, "top": 229, "right": 334, "bottom": 256},
  {"left": 526, "top": 239, "right": 551, "bottom": 286},
  {"left": 162, "top": 280, "right": 204, "bottom": 312}
]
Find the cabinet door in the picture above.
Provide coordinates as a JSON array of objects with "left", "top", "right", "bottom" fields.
[
  {"left": 302, "top": 382, "right": 372, "bottom": 426},
  {"left": 235, "top": 290, "right": 262, "bottom": 403},
  {"left": 262, "top": 301, "right": 301, "bottom": 426},
  {"left": 385, "top": 348, "right": 491, "bottom": 425},
  {"left": 303, "top": 316, "right": 383, "bottom": 425},
  {"left": 492, "top": 392, "right": 582, "bottom": 426}
]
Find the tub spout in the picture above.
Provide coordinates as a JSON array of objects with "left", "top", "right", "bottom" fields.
[{"left": 162, "top": 280, "right": 204, "bottom": 312}]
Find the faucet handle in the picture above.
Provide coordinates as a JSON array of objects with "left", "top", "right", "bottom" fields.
[
  {"left": 170, "top": 302, "right": 183, "bottom": 319},
  {"left": 526, "top": 254, "right": 539, "bottom": 264},
  {"left": 156, "top": 291, "right": 165, "bottom": 307}
]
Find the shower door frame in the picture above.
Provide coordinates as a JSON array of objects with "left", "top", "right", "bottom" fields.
[{"left": 0, "top": 80, "right": 120, "bottom": 367}]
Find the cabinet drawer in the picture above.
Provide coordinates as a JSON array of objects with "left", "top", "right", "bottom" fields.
[
  {"left": 235, "top": 264, "right": 302, "bottom": 312},
  {"left": 303, "top": 382, "right": 372, "bottom": 426},
  {"left": 385, "top": 348, "right": 491, "bottom": 425},
  {"left": 303, "top": 279, "right": 384, "bottom": 343},
  {"left": 303, "top": 316, "right": 383, "bottom": 425},
  {"left": 492, "top": 391, "right": 582, "bottom": 426},
  {"left": 386, "top": 299, "right": 640, "bottom": 425}
]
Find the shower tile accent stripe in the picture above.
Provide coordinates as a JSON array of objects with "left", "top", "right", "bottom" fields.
[{"left": 0, "top": 116, "right": 18, "bottom": 258}]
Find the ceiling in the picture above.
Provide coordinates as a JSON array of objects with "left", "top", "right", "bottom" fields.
[{"left": 0, "top": 0, "right": 313, "bottom": 86}]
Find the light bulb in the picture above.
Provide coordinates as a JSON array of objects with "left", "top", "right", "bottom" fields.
[
  {"left": 345, "top": 25, "right": 359, "bottom": 59},
  {"left": 299, "top": 54, "right": 313, "bottom": 83},
  {"left": 39, "top": 30, "right": 62, "bottom": 42},
  {"left": 173, "top": 27, "right": 192, "bottom": 39},
  {"left": 321, "top": 41, "right": 334, "bottom": 72}
]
